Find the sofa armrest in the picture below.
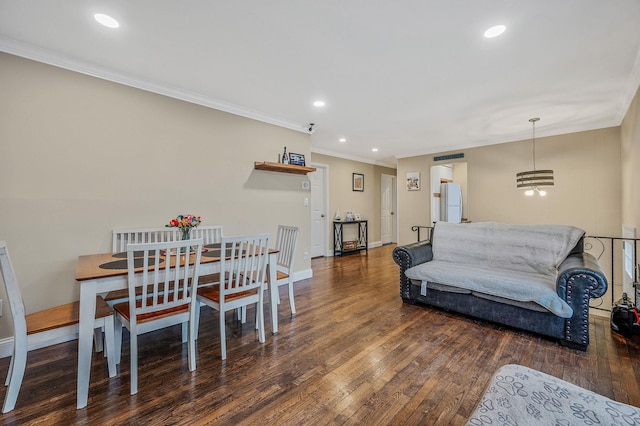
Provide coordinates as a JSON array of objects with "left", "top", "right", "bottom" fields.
[
  {"left": 393, "top": 241, "right": 433, "bottom": 302},
  {"left": 557, "top": 253, "right": 608, "bottom": 299},
  {"left": 556, "top": 252, "right": 608, "bottom": 348}
]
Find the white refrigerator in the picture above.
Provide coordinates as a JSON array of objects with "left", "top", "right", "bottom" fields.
[{"left": 440, "top": 182, "right": 462, "bottom": 223}]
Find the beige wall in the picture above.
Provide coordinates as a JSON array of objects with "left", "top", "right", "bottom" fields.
[
  {"left": 0, "top": 53, "right": 312, "bottom": 338},
  {"left": 621, "top": 86, "right": 640, "bottom": 238},
  {"left": 310, "top": 153, "right": 396, "bottom": 247},
  {"left": 397, "top": 127, "right": 622, "bottom": 245}
]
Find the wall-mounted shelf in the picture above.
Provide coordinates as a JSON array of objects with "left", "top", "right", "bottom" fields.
[{"left": 254, "top": 161, "right": 316, "bottom": 175}]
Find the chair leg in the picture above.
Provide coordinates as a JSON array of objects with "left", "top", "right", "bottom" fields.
[
  {"left": 194, "top": 302, "right": 201, "bottom": 341},
  {"left": 2, "top": 343, "right": 27, "bottom": 413},
  {"left": 181, "top": 322, "right": 188, "bottom": 344},
  {"left": 288, "top": 278, "right": 296, "bottom": 314},
  {"left": 220, "top": 310, "right": 227, "bottom": 360},
  {"left": 257, "top": 301, "right": 265, "bottom": 344},
  {"left": 188, "top": 314, "right": 196, "bottom": 372},
  {"left": 93, "top": 327, "right": 104, "bottom": 353},
  {"left": 255, "top": 302, "right": 259, "bottom": 330},
  {"left": 103, "top": 317, "right": 117, "bottom": 378},
  {"left": 130, "top": 332, "right": 138, "bottom": 395},
  {"left": 4, "top": 353, "right": 13, "bottom": 387},
  {"left": 194, "top": 304, "right": 201, "bottom": 340},
  {"left": 114, "top": 316, "right": 123, "bottom": 366}
]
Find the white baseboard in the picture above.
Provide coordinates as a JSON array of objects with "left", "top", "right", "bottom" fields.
[
  {"left": 0, "top": 337, "right": 13, "bottom": 358},
  {"left": 293, "top": 268, "right": 313, "bottom": 281},
  {"left": 0, "top": 333, "right": 79, "bottom": 359}
]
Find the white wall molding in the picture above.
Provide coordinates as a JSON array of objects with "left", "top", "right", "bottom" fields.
[
  {"left": 0, "top": 333, "right": 79, "bottom": 359},
  {"left": 293, "top": 268, "right": 313, "bottom": 282},
  {"left": 0, "top": 37, "right": 308, "bottom": 135},
  {"left": 311, "top": 147, "right": 397, "bottom": 169}
]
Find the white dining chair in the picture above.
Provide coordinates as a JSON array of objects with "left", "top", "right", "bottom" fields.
[
  {"left": 0, "top": 240, "right": 116, "bottom": 413},
  {"left": 195, "top": 233, "right": 270, "bottom": 360},
  {"left": 112, "top": 238, "right": 203, "bottom": 394},
  {"left": 107, "top": 227, "right": 179, "bottom": 303},
  {"left": 112, "top": 226, "right": 180, "bottom": 253},
  {"left": 108, "top": 226, "right": 222, "bottom": 343},
  {"left": 190, "top": 225, "right": 224, "bottom": 245},
  {"left": 236, "top": 226, "right": 298, "bottom": 323},
  {"left": 273, "top": 225, "right": 299, "bottom": 314}
]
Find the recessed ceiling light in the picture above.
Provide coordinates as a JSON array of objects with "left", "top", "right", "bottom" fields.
[
  {"left": 94, "top": 13, "right": 119, "bottom": 29},
  {"left": 313, "top": 100, "right": 326, "bottom": 107},
  {"left": 484, "top": 25, "right": 506, "bottom": 38},
  {"left": 371, "top": 148, "right": 379, "bottom": 152},
  {"left": 338, "top": 138, "right": 346, "bottom": 143}
]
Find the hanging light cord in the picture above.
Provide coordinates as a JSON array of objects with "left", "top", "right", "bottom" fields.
[{"left": 530, "top": 117, "right": 539, "bottom": 172}]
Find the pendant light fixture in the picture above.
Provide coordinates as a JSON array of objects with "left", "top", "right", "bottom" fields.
[{"left": 516, "top": 117, "right": 554, "bottom": 196}]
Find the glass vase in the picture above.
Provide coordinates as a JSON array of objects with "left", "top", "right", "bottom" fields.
[{"left": 179, "top": 228, "right": 192, "bottom": 254}]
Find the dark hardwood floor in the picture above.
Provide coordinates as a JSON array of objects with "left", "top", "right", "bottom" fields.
[{"left": 1, "top": 244, "right": 639, "bottom": 425}]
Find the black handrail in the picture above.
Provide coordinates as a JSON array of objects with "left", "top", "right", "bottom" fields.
[
  {"left": 411, "top": 226, "right": 434, "bottom": 243},
  {"left": 584, "top": 235, "right": 639, "bottom": 309}
]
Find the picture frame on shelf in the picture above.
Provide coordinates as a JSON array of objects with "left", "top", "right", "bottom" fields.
[
  {"left": 289, "top": 152, "right": 306, "bottom": 166},
  {"left": 352, "top": 173, "right": 364, "bottom": 192}
]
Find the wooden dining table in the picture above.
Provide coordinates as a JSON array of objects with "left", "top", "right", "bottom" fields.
[{"left": 74, "top": 245, "right": 280, "bottom": 409}]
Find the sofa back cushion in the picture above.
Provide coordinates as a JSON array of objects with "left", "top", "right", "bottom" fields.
[{"left": 431, "top": 222, "right": 585, "bottom": 275}]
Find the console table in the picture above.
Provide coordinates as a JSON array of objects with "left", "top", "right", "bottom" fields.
[{"left": 333, "top": 220, "right": 368, "bottom": 256}]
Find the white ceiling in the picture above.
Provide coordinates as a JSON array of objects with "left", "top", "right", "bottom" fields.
[{"left": 2, "top": 1, "right": 640, "bottom": 167}]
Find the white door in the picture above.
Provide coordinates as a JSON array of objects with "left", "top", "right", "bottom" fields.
[
  {"left": 381, "top": 174, "right": 396, "bottom": 244},
  {"left": 310, "top": 166, "right": 327, "bottom": 257}
]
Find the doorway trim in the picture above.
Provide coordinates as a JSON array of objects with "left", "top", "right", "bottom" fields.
[
  {"left": 381, "top": 173, "right": 397, "bottom": 245},
  {"left": 310, "top": 162, "right": 330, "bottom": 257}
]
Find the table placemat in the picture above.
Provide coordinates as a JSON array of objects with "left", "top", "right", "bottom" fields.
[
  {"left": 99, "top": 257, "right": 165, "bottom": 270},
  {"left": 112, "top": 251, "right": 149, "bottom": 259},
  {"left": 202, "top": 249, "right": 245, "bottom": 258}
]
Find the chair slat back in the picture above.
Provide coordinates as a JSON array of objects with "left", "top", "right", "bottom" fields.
[
  {"left": 113, "top": 227, "right": 180, "bottom": 252},
  {"left": 190, "top": 225, "right": 224, "bottom": 245},
  {"left": 126, "top": 239, "right": 203, "bottom": 323},
  {"left": 0, "top": 241, "right": 27, "bottom": 339},
  {"left": 220, "top": 234, "right": 270, "bottom": 299},
  {"left": 275, "top": 225, "right": 299, "bottom": 273}
]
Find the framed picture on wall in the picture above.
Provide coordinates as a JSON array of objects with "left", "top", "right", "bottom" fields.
[
  {"left": 352, "top": 173, "right": 364, "bottom": 191},
  {"left": 406, "top": 172, "right": 420, "bottom": 190}
]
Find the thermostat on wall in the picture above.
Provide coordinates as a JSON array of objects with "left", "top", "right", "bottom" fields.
[{"left": 302, "top": 181, "right": 310, "bottom": 190}]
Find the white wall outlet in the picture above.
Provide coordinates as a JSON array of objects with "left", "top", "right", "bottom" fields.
[
  {"left": 304, "top": 197, "right": 309, "bottom": 207},
  {"left": 304, "top": 252, "right": 308, "bottom": 260}
]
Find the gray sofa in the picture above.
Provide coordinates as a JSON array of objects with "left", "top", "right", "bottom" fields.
[{"left": 392, "top": 222, "right": 608, "bottom": 350}]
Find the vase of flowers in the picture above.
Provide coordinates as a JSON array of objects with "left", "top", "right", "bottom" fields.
[{"left": 166, "top": 214, "right": 202, "bottom": 241}]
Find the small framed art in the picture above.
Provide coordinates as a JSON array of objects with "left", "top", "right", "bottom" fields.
[
  {"left": 289, "top": 152, "right": 306, "bottom": 166},
  {"left": 406, "top": 172, "right": 420, "bottom": 191},
  {"left": 352, "top": 173, "right": 364, "bottom": 191}
]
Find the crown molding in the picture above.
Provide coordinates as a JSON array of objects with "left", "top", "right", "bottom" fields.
[
  {"left": 0, "top": 37, "right": 309, "bottom": 134},
  {"left": 311, "top": 147, "right": 397, "bottom": 169}
]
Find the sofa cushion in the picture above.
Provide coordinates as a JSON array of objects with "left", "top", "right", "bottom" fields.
[
  {"left": 431, "top": 222, "right": 584, "bottom": 275},
  {"left": 410, "top": 279, "right": 549, "bottom": 312},
  {"left": 405, "top": 260, "right": 573, "bottom": 317}
]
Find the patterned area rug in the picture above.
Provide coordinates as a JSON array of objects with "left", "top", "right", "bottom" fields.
[{"left": 467, "top": 364, "right": 640, "bottom": 425}]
